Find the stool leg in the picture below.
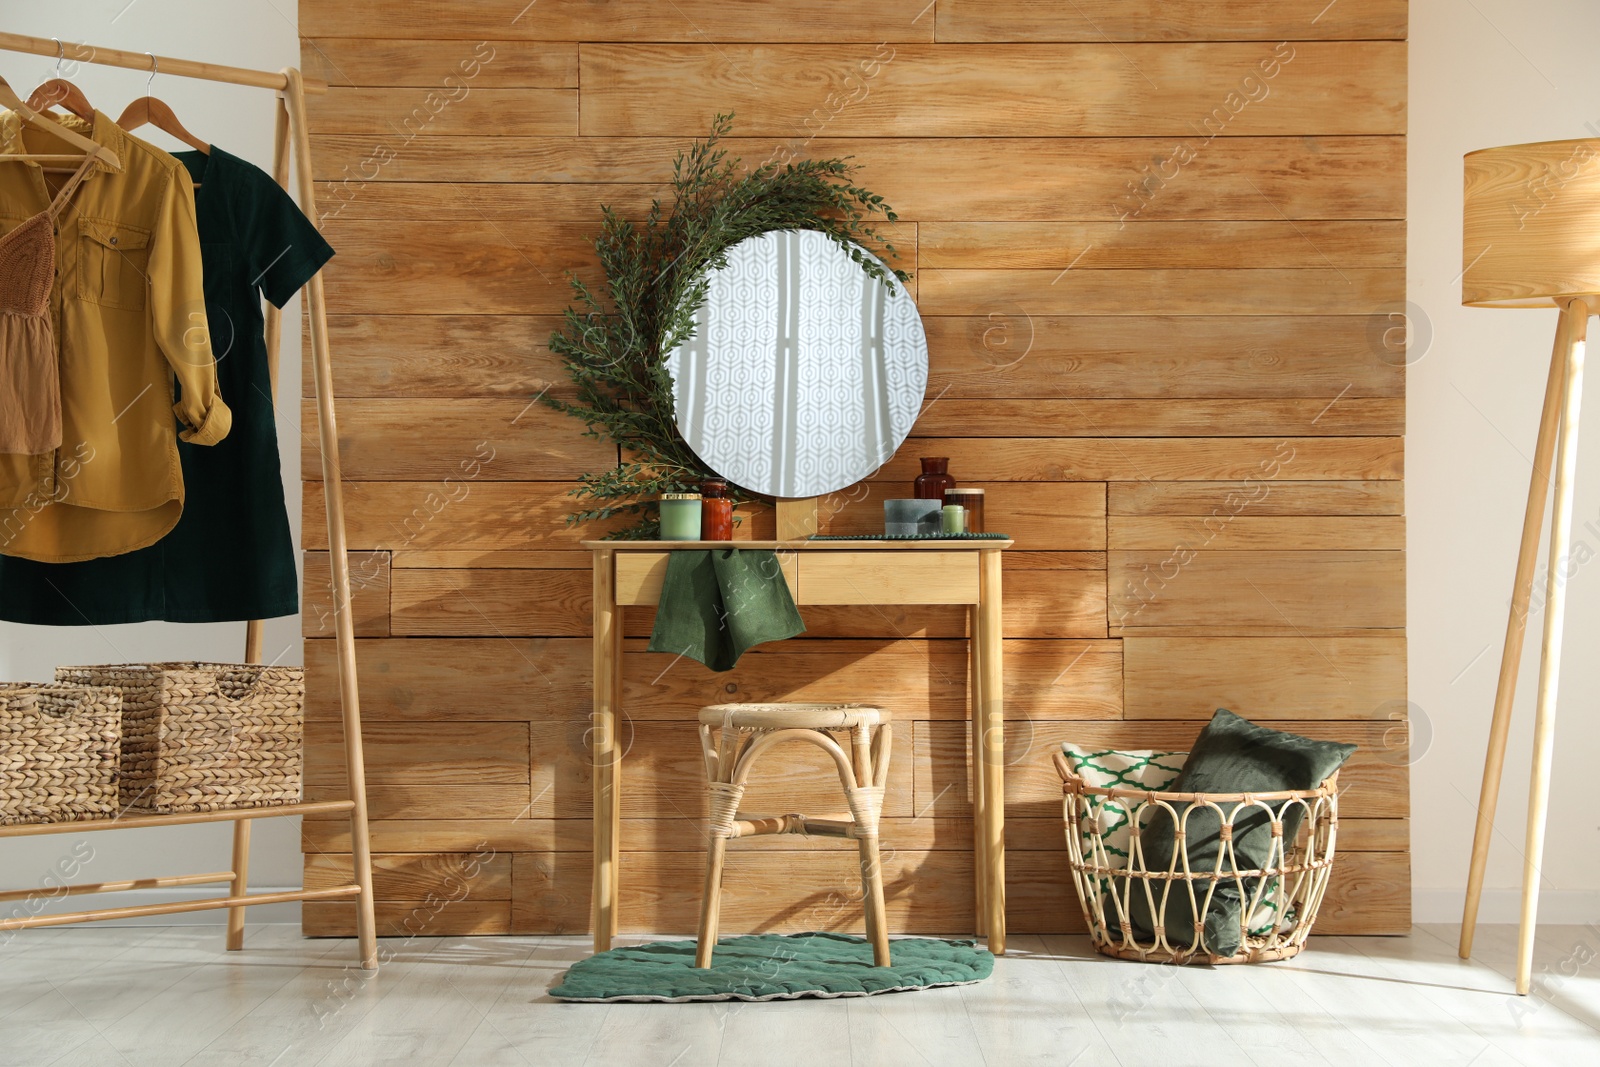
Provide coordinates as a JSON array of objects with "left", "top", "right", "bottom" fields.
[
  {"left": 847, "top": 722, "right": 891, "bottom": 967},
  {"left": 697, "top": 729, "right": 747, "bottom": 970},
  {"left": 857, "top": 831, "right": 890, "bottom": 967},
  {"left": 696, "top": 835, "right": 728, "bottom": 969}
]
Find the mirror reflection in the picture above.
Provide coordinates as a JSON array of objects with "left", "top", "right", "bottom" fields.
[{"left": 666, "top": 229, "right": 929, "bottom": 499}]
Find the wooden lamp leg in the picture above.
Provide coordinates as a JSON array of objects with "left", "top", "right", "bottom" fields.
[
  {"left": 1516, "top": 298, "right": 1589, "bottom": 995},
  {"left": 1460, "top": 310, "right": 1575, "bottom": 958}
]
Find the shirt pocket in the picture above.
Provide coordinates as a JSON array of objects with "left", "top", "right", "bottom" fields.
[{"left": 77, "top": 217, "right": 153, "bottom": 312}]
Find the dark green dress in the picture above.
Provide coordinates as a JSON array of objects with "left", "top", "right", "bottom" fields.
[{"left": 0, "top": 146, "right": 333, "bottom": 624}]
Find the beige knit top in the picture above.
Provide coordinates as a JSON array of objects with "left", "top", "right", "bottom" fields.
[{"left": 0, "top": 153, "right": 94, "bottom": 454}]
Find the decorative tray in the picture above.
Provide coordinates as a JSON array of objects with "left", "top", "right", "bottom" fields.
[{"left": 806, "top": 533, "right": 1010, "bottom": 541}]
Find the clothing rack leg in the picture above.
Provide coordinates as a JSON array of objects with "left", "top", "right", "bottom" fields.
[
  {"left": 283, "top": 67, "right": 378, "bottom": 969},
  {"left": 243, "top": 94, "right": 293, "bottom": 677},
  {"left": 226, "top": 821, "right": 252, "bottom": 950},
  {"left": 260, "top": 94, "right": 291, "bottom": 398},
  {"left": 230, "top": 92, "right": 291, "bottom": 954}
]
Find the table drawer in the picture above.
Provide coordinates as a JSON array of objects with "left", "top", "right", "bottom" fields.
[
  {"left": 799, "top": 551, "right": 980, "bottom": 605},
  {"left": 614, "top": 551, "right": 800, "bottom": 606}
]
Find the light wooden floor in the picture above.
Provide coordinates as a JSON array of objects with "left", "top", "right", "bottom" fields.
[{"left": 1, "top": 924, "right": 1596, "bottom": 1065}]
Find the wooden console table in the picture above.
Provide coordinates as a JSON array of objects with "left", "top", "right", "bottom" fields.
[{"left": 585, "top": 538, "right": 1012, "bottom": 956}]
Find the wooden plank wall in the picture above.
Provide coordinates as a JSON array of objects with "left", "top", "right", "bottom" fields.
[{"left": 297, "top": 0, "right": 1409, "bottom": 938}]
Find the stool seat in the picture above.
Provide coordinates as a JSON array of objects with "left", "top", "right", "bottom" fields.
[
  {"left": 697, "top": 702, "right": 889, "bottom": 730},
  {"left": 693, "top": 700, "right": 893, "bottom": 969}
]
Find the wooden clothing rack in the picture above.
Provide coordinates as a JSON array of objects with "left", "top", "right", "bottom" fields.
[{"left": 0, "top": 32, "right": 378, "bottom": 969}]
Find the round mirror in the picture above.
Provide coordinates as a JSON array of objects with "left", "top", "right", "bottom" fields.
[{"left": 666, "top": 229, "right": 929, "bottom": 498}]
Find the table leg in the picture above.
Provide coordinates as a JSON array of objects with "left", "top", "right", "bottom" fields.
[
  {"left": 969, "top": 605, "right": 987, "bottom": 938},
  {"left": 978, "top": 549, "right": 1006, "bottom": 955},
  {"left": 592, "top": 550, "right": 620, "bottom": 953},
  {"left": 608, "top": 599, "right": 623, "bottom": 941}
]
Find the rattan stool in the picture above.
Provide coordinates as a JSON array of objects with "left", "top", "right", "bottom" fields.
[{"left": 694, "top": 702, "right": 892, "bottom": 968}]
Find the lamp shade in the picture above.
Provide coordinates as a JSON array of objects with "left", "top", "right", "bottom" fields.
[{"left": 1463, "top": 138, "right": 1600, "bottom": 308}]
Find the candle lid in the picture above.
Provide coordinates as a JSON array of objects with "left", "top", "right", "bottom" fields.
[
  {"left": 659, "top": 493, "right": 702, "bottom": 501},
  {"left": 945, "top": 487, "right": 985, "bottom": 496}
]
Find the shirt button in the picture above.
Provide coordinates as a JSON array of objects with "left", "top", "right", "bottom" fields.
[{"left": 109, "top": 236, "right": 118, "bottom": 245}]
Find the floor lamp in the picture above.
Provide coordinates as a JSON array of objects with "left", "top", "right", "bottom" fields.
[{"left": 1458, "top": 138, "right": 1600, "bottom": 995}]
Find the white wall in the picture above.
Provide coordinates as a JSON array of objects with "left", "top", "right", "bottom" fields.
[
  {"left": 0, "top": 0, "right": 307, "bottom": 918},
  {"left": 1409, "top": 0, "right": 1600, "bottom": 922}
]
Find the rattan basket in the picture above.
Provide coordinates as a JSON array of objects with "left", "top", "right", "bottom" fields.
[
  {"left": 55, "top": 663, "right": 303, "bottom": 815},
  {"left": 1053, "top": 750, "right": 1340, "bottom": 964},
  {"left": 0, "top": 683, "right": 121, "bottom": 825}
]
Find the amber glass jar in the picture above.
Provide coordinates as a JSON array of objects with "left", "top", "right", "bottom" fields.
[
  {"left": 701, "top": 478, "right": 733, "bottom": 540},
  {"left": 914, "top": 457, "right": 955, "bottom": 500}
]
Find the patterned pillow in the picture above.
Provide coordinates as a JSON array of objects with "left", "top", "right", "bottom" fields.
[
  {"left": 1061, "top": 744, "right": 1294, "bottom": 938},
  {"left": 1246, "top": 881, "right": 1296, "bottom": 937},
  {"left": 1061, "top": 745, "right": 1186, "bottom": 867}
]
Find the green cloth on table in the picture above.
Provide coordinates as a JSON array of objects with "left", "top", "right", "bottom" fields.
[{"left": 645, "top": 549, "right": 804, "bottom": 672}]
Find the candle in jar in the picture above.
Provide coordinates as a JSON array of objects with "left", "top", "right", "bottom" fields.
[
  {"left": 659, "top": 493, "right": 703, "bottom": 541},
  {"left": 943, "top": 487, "right": 985, "bottom": 534}
]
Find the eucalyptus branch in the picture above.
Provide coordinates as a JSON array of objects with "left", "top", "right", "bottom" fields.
[{"left": 542, "top": 112, "right": 908, "bottom": 538}]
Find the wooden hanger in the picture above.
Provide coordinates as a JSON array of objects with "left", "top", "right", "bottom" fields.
[
  {"left": 26, "top": 78, "right": 94, "bottom": 123},
  {"left": 117, "top": 54, "right": 208, "bottom": 160},
  {"left": 0, "top": 74, "right": 119, "bottom": 170},
  {"left": 117, "top": 97, "right": 208, "bottom": 155}
]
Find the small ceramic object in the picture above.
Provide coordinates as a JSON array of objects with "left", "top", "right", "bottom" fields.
[
  {"left": 885, "top": 498, "right": 941, "bottom": 536},
  {"left": 941, "top": 504, "right": 966, "bottom": 535},
  {"left": 659, "top": 493, "right": 703, "bottom": 541},
  {"left": 943, "top": 487, "right": 985, "bottom": 534},
  {"left": 914, "top": 457, "right": 955, "bottom": 500},
  {"left": 700, "top": 478, "right": 733, "bottom": 540}
]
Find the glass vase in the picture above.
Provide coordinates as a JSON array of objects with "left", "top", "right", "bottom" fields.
[{"left": 914, "top": 457, "right": 955, "bottom": 500}]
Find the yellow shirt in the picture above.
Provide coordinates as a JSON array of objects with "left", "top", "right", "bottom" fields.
[{"left": 0, "top": 111, "right": 230, "bottom": 563}]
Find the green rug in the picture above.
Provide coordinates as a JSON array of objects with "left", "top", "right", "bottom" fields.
[{"left": 549, "top": 933, "right": 994, "bottom": 1002}]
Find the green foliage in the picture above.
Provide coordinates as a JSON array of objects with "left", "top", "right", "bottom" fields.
[{"left": 543, "top": 113, "right": 910, "bottom": 538}]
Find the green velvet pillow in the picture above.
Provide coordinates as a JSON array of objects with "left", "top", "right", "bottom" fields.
[{"left": 1126, "top": 709, "right": 1356, "bottom": 957}]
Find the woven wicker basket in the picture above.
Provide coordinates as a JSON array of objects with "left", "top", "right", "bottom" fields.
[
  {"left": 0, "top": 683, "right": 122, "bottom": 825},
  {"left": 55, "top": 663, "right": 303, "bottom": 815},
  {"left": 1054, "top": 751, "right": 1340, "bottom": 964}
]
